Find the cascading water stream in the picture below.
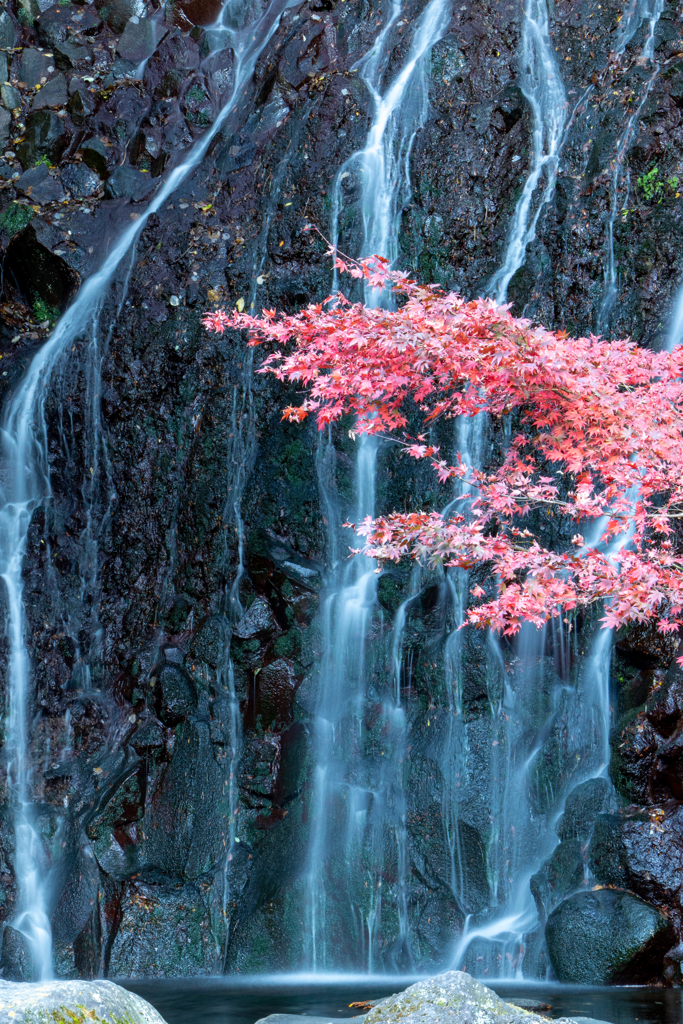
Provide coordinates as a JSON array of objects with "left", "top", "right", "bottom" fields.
[
  {"left": 438, "top": 413, "right": 487, "bottom": 920},
  {"left": 0, "top": 0, "right": 297, "bottom": 979},
  {"left": 487, "top": 0, "right": 566, "bottom": 304},
  {"left": 447, "top": 0, "right": 660, "bottom": 977},
  {"left": 597, "top": 0, "right": 663, "bottom": 333},
  {"left": 304, "top": 0, "right": 450, "bottom": 971}
]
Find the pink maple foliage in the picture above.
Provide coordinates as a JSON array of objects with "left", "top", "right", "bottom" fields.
[{"left": 203, "top": 251, "right": 683, "bottom": 640}]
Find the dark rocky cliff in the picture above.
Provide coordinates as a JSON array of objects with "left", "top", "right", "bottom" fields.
[{"left": 0, "top": 0, "right": 683, "bottom": 984}]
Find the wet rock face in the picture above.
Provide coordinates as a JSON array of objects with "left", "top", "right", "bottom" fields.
[
  {"left": 545, "top": 888, "right": 676, "bottom": 985},
  {"left": 0, "top": 0, "right": 682, "bottom": 985}
]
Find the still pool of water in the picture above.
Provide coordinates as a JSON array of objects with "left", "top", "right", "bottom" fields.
[{"left": 120, "top": 978, "right": 683, "bottom": 1024}]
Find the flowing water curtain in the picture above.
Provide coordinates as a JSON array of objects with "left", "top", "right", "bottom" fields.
[
  {"left": 467, "top": 14, "right": 568, "bottom": 963},
  {"left": 597, "top": 0, "right": 664, "bottom": 334},
  {"left": 487, "top": 0, "right": 567, "bottom": 305},
  {"left": 303, "top": 0, "right": 450, "bottom": 971},
  {"left": 444, "top": 0, "right": 625, "bottom": 974},
  {"left": 0, "top": 0, "right": 299, "bottom": 980}
]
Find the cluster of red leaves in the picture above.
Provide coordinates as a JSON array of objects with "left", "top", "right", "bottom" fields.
[{"left": 203, "top": 252, "right": 683, "bottom": 638}]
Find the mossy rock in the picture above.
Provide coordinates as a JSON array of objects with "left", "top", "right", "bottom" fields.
[{"left": 0, "top": 979, "right": 168, "bottom": 1024}]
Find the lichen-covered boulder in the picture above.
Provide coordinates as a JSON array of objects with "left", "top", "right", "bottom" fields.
[
  {"left": 0, "top": 979, "right": 168, "bottom": 1023},
  {"left": 361, "top": 971, "right": 576, "bottom": 1024},
  {"left": 256, "top": 973, "right": 588, "bottom": 1024}
]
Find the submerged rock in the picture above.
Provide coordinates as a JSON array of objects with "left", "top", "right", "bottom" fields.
[
  {"left": 0, "top": 978, "right": 168, "bottom": 1023},
  {"left": 545, "top": 888, "right": 675, "bottom": 984}
]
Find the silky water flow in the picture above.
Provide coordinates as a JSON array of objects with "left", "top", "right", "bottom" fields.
[
  {"left": 487, "top": 0, "right": 567, "bottom": 304},
  {"left": 0, "top": 0, "right": 298, "bottom": 979},
  {"left": 303, "top": 0, "right": 449, "bottom": 971},
  {"left": 440, "top": 0, "right": 665, "bottom": 978}
]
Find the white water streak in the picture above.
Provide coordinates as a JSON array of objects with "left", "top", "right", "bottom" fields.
[
  {"left": 306, "top": 0, "right": 449, "bottom": 970},
  {"left": 0, "top": 0, "right": 296, "bottom": 979},
  {"left": 598, "top": 0, "right": 663, "bottom": 333},
  {"left": 488, "top": 0, "right": 566, "bottom": 304}
]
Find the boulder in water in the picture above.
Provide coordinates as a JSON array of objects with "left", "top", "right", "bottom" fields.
[
  {"left": 545, "top": 888, "right": 675, "bottom": 984},
  {"left": 0, "top": 978, "right": 168, "bottom": 1023},
  {"left": 363, "top": 971, "right": 573, "bottom": 1024},
  {"left": 257, "top": 973, "right": 582, "bottom": 1024}
]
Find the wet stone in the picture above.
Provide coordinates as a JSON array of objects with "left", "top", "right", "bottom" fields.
[
  {"left": 102, "top": 57, "right": 139, "bottom": 85},
  {"left": 190, "top": 615, "right": 226, "bottom": 668},
  {"left": 0, "top": 52, "right": 7, "bottom": 85},
  {"left": 233, "top": 597, "right": 280, "bottom": 640},
  {"left": 80, "top": 136, "right": 108, "bottom": 177},
  {"left": 103, "top": 164, "right": 156, "bottom": 201},
  {"left": 256, "top": 658, "right": 298, "bottom": 728},
  {"left": 557, "top": 778, "right": 617, "bottom": 842},
  {"left": 71, "top": 7, "right": 103, "bottom": 34},
  {"left": 530, "top": 839, "right": 585, "bottom": 924},
  {"left": 117, "top": 17, "right": 158, "bottom": 63},
  {"left": 174, "top": 0, "right": 222, "bottom": 27},
  {"left": 105, "top": 0, "right": 147, "bottom": 34},
  {"left": 31, "top": 73, "right": 67, "bottom": 109},
  {"left": 16, "top": 110, "right": 69, "bottom": 169},
  {"left": 162, "top": 116, "right": 192, "bottom": 150},
  {"left": 20, "top": 47, "right": 54, "bottom": 89},
  {"left": 361, "top": 972, "right": 577, "bottom": 1024},
  {"left": 153, "top": 663, "right": 197, "bottom": 724},
  {"left": 0, "top": 925, "right": 32, "bottom": 981},
  {"left": 61, "top": 160, "right": 100, "bottom": 198},
  {"left": 66, "top": 88, "right": 92, "bottom": 125},
  {"left": 53, "top": 40, "right": 93, "bottom": 71},
  {"left": 0, "top": 107, "right": 10, "bottom": 149},
  {"left": 545, "top": 888, "right": 675, "bottom": 984},
  {"left": 4, "top": 220, "right": 78, "bottom": 308},
  {"left": 1, "top": 84, "right": 22, "bottom": 110},
  {"left": 131, "top": 718, "right": 165, "bottom": 752},
  {"left": 0, "top": 11, "right": 16, "bottom": 48},
  {"left": 36, "top": 4, "right": 80, "bottom": 47},
  {"left": 15, "top": 161, "right": 49, "bottom": 192}
]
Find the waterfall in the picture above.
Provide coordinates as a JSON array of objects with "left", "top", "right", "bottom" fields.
[
  {"left": 598, "top": 0, "right": 663, "bottom": 333},
  {"left": 331, "top": 0, "right": 450, "bottom": 292},
  {"left": 487, "top": 0, "right": 566, "bottom": 305},
  {"left": 448, "top": 0, "right": 652, "bottom": 977},
  {"left": 304, "top": 0, "right": 449, "bottom": 970},
  {"left": 0, "top": 0, "right": 298, "bottom": 979},
  {"left": 439, "top": 414, "right": 486, "bottom": 921}
]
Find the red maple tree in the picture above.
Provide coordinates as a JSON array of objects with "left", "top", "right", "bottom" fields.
[{"left": 204, "top": 252, "right": 683, "bottom": 640}]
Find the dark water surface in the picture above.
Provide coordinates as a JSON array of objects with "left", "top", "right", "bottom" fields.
[{"left": 121, "top": 978, "right": 683, "bottom": 1024}]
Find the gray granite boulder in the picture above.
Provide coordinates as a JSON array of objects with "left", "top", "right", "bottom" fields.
[
  {"left": 258, "top": 974, "right": 614, "bottom": 1024},
  {"left": 363, "top": 973, "right": 534, "bottom": 1024},
  {"left": 265, "top": 973, "right": 575, "bottom": 1024},
  {"left": 256, "top": 974, "right": 610, "bottom": 1024},
  {"left": 0, "top": 978, "right": 168, "bottom": 1023}
]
